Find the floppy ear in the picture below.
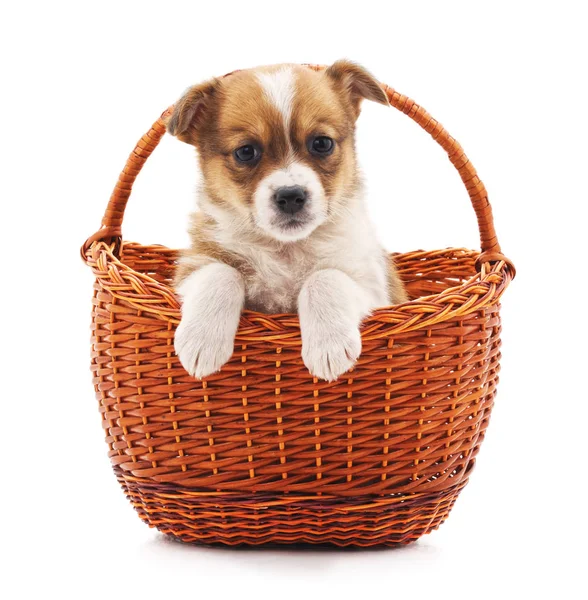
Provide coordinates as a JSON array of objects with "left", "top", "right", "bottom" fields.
[
  {"left": 325, "top": 60, "right": 389, "bottom": 117},
  {"left": 166, "top": 78, "right": 219, "bottom": 144}
]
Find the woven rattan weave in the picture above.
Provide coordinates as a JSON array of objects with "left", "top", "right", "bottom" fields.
[{"left": 81, "top": 65, "right": 514, "bottom": 546}]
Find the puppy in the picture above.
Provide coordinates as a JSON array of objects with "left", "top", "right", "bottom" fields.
[{"left": 168, "top": 61, "right": 408, "bottom": 381}]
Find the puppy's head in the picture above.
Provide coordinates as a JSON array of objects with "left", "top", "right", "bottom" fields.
[{"left": 168, "top": 61, "right": 389, "bottom": 242}]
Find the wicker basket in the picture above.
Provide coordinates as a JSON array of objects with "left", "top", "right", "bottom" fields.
[{"left": 81, "top": 66, "right": 515, "bottom": 547}]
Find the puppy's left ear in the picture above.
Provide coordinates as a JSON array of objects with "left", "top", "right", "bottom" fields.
[{"left": 326, "top": 60, "right": 389, "bottom": 118}]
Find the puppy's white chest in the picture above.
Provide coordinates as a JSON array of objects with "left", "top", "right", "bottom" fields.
[{"left": 244, "top": 248, "right": 310, "bottom": 313}]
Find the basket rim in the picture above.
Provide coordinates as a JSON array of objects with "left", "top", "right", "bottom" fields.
[{"left": 87, "top": 239, "right": 513, "bottom": 337}]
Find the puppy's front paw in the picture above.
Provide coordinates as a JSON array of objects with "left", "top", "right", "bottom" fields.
[
  {"left": 174, "top": 315, "right": 235, "bottom": 379},
  {"left": 301, "top": 320, "right": 362, "bottom": 382},
  {"left": 174, "top": 263, "right": 244, "bottom": 380}
]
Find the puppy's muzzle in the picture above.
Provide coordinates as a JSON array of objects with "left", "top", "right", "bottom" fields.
[{"left": 274, "top": 186, "right": 307, "bottom": 215}]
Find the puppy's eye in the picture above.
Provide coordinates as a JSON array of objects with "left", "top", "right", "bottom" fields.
[
  {"left": 233, "top": 144, "right": 261, "bottom": 163},
  {"left": 308, "top": 136, "right": 334, "bottom": 156}
]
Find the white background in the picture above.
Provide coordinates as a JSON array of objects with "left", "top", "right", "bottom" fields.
[{"left": 2, "top": 1, "right": 587, "bottom": 598}]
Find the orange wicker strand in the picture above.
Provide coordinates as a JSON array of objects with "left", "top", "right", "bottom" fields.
[{"left": 82, "top": 66, "right": 514, "bottom": 547}]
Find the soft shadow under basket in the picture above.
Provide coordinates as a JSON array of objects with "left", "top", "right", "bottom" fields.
[{"left": 81, "top": 65, "right": 515, "bottom": 547}]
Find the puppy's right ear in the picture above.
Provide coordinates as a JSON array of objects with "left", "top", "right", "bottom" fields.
[
  {"left": 325, "top": 60, "right": 389, "bottom": 119},
  {"left": 167, "top": 78, "right": 219, "bottom": 144}
]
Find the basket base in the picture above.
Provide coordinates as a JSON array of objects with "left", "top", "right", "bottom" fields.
[{"left": 117, "top": 472, "right": 466, "bottom": 547}]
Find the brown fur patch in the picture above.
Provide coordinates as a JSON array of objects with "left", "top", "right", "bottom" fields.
[{"left": 289, "top": 67, "right": 359, "bottom": 201}]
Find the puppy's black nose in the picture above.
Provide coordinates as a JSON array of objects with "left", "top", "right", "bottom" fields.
[{"left": 274, "top": 186, "right": 307, "bottom": 214}]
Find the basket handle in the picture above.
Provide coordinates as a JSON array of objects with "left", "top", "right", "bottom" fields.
[{"left": 82, "top": 72, "right": 510, "bottom": 271}]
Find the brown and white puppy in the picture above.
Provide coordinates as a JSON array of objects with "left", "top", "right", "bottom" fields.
[{"left": 169, "top": 61, "right": 408, "bottom": 381}]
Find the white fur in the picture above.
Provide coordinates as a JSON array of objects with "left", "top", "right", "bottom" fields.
[
  {"left": 175, "top": 263, "right": 245, "bottom": 379},
  {"left": 253, "top": 161, "right": 327, "bottom": 241},
  {"left": 257, "top": 67, "right": 295, "bottom": 136},
  {"left": 199, "top": 188, "right": 391, "bottom": 380},
  {"left": 299, "top": 269, "right": 371, "bottom": 381}
]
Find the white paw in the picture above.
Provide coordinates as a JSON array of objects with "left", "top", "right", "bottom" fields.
[
  {"left": 174, "top": 314, "right": 236, "bottom": 379},
  {"left": 174, "top": 263, "right": 244, "bottom": 379},
  {"left": 302, "top": 320, "right": 362, "bottom": 382}
]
